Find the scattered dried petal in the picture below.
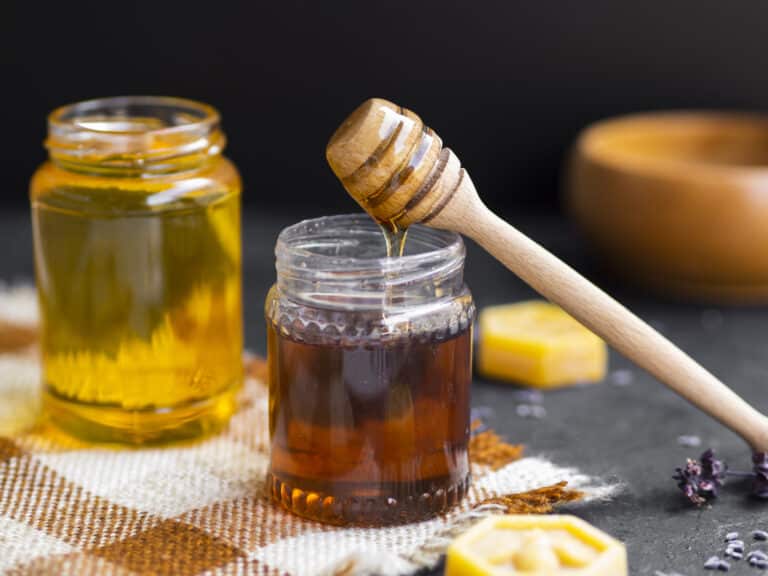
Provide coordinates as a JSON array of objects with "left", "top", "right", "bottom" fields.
[
  {"left": 677, "top": 435, "right": 702, "bottom": 447},
  {"left": 704, "top": 556, "right": 721, "bottom": 569},
  {"left": 515, "top": 404, "right": 547, "bottom": 419},
  {"left": 610, "top": 369, "right": 634, "bottom": 387}
]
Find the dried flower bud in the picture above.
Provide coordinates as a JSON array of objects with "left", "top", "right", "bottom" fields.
[
  {"left": 673, "top": 450, "right": 726, "bottom": 506},
  {"left": 752, "top": 452, "right": 768, "bottom": 499},
  {"left": 700, "top": 449, "right": 727, "bottom": 496}
]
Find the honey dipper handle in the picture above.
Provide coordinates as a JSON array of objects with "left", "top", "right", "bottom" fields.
[{"left": 432, "top": 173, "right": 768, "bottom": 452}]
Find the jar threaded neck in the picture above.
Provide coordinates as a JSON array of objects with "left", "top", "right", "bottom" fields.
[
  {"left": 275, "top": 214, "right": 466, "bottom": 311},
  {"left": 46, "top": 96, "right": 224, "bottom": 175}
]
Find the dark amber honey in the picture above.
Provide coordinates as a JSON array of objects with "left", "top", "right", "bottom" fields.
[{"left": 266, "top": 317, "right": 472, "bottom": 525}]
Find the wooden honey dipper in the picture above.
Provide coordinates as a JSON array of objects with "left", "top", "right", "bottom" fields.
[{"left": 327, "top": 98, "right": 768, "bottom": 453}]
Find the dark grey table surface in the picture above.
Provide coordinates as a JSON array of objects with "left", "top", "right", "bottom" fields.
[{"left": 2, "top": 208, "right": 768, "bottom": 575}]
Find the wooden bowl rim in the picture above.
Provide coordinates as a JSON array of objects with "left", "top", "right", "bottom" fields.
[{"left": 575, "top": 110, "right": 768, "bottom": 182}]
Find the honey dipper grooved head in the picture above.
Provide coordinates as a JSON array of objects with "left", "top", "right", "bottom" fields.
[{"left": 326, "top": 98, "right": 465, "bottom": 229}]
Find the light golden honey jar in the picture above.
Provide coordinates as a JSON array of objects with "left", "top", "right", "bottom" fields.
[{"left": 30, "top": 96, "right": 243, "bottom": 443}]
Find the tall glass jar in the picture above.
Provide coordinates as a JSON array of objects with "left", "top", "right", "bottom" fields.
[
  {"left": 30, "top": 96, "right": 243, "bottom": 444},
  {"left": 265, "top": 215, "right": 475, "bottom": 525}
]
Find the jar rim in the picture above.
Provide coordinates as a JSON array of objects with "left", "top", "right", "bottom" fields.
[
  {"left": 275, "top": 214, "right": 467, "bottom": 310},
  {"left": 48, "top": 95, "right": 220, "bottom": 136},
  {"left": 276, "top": 213, "right": 464, "bottom": 273},
  {"left": 46, "top": 96, "right": 224, "bottom": 170}
]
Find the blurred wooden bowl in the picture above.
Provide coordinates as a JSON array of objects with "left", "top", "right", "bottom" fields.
[{"left": 567, "top": 111, "right": 768, "bottom": 303}]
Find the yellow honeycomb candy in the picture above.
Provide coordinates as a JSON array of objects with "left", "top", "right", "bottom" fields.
[
  {"left": 477, "top": 301, "right": 607, "bottom": 388},
  {"left": 445, "top": 515, "right": 627, "bottom": 576}
]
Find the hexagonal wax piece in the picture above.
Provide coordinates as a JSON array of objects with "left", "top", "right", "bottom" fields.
[
  {"left": 477, "top": 301, "right": 607, "bottom": 388},
  {"left": 445, "top": 515, "right": 627, "bottom": 575}
]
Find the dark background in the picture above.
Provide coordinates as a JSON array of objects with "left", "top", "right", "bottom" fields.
[{"left": 3, "top": 0, "right": 767, "bottom": 217}]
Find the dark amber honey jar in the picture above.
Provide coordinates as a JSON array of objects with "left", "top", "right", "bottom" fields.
[{"left": 265, "top": 215, "right": 475, "bottom": 525}]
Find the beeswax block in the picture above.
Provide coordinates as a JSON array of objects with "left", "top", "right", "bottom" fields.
[
  {"left": 477, "top": 301, "right": 607, "bottom": 388},
  {"left": 445, "top": 515, "right": 627, "bottom": 576}
]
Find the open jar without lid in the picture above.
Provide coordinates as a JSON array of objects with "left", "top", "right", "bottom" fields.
[{"left": 265, "top": 214, "right": 474, "bottom": 525}]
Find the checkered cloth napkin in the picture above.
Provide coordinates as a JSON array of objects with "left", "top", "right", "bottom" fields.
[{"left": 0, "top": 285, "right": 618, "bottom": 575}]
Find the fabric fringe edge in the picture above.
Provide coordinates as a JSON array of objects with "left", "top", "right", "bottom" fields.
[{"left": 320, "top": 477, "right": 623, "bottom": 576}]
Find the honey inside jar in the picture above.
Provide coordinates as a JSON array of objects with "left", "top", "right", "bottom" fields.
[
  {"left": 30, "top": 97, "right": 243, "bottom": 443},
  {"left": 265, "top": 215, "right": 474, "bottom": 525}
]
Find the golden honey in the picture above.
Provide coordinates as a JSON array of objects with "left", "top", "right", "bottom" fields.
[{"left": 30, "top": 97, "right": 243, "bottom": 443}]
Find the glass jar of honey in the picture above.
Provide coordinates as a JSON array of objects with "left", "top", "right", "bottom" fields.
[
  {"left": 265, "top": 214, "right": 475, "bottom": 525},
  {"left": 30, "top": 96, "right": 243, "bottom": 444}
]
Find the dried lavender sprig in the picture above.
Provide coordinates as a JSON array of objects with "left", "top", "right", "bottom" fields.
[
  {"left": 674, "top": 450, "right": 727, "bottom": 506},
  {"left": 674, "top": 450, "right": 768, "bottom": 505}
]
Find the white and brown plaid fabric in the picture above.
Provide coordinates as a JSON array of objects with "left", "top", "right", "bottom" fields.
[{"left": 0, "top": 286, "right": 617, "bottom": 575}]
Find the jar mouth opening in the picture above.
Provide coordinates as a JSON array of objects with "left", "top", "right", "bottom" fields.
[
  {"left": 46, "top": 96, "right": 224, "bottom": 168},
  {"left": 276, "top": 214, "right": 464, "bottom": 274},
  {"left": 275, "top": 214, "right": 466, "bottom": 310},
  {"left": 49, "top": 95, "right": 220, "bottom": 136}
]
